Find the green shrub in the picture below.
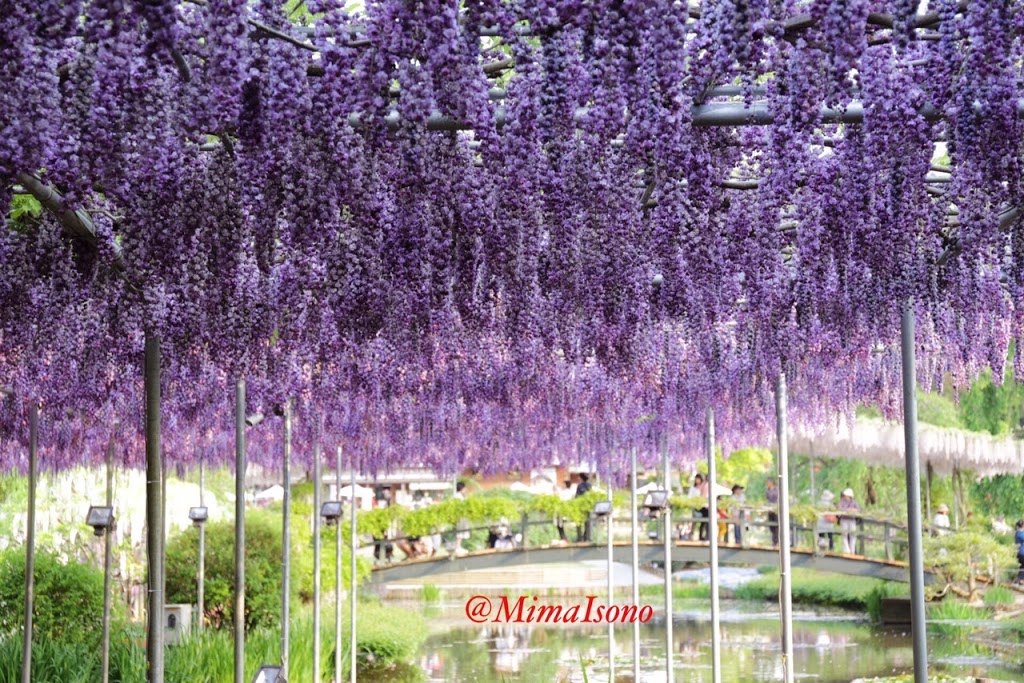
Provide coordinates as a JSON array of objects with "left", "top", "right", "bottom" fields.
[
  {"left": 166, "top": 509, "right": 301, "bottom": 631},
  {"left": 0, "top": 548, "right": 118, "bottom": 648}
]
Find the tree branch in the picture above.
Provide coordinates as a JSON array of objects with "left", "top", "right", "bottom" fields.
[{"left": 15, "top": 173, "right": 127, "bottom": 274}]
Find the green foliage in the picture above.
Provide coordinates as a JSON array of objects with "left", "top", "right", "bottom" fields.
[
  {"left": 639, "top": 580, "right": 712, "bottom": 600},
  {"left": 166, "top": 509, "right": 302, "bottom": 630},
  {"left": 5, "top": 194, "right": 42, "bottom": 232},
  {"left": 983, "top": 585, "right": 1016, "bottom": 606},
  {"left": 733, "top": 569, "right": 899, "bottom": 610},
  {"left": 927, "top": 599, "right": 992, "bottom": 639},
  {"left": 923, "top": 531, "right": 1012, "bottom": 596},
  {"left": 916, "top": 392, "right": 963, "bottom": 429},
  {"left": 971, "top": 475, "right": 1024, "bottom": 520},
  {"left": 958, "top": 364, "right": 1024, "bottom": 437},
  {"left": 693, "top": 447, "right": 773, "bottom": 486},
  {"left": 864, "top": 582, "right": 910, "bottom": 622},
  {"left": 420, "top": 584, "right": 442, "bottom": 602},
  {"left": 0, "top": 548, "right": 116, "bottom": 648},
  {"left": 0, "top": 602, "right": 425, "bottom": 683}
]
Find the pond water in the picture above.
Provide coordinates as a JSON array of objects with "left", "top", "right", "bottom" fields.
[{"left": 394, "top": 600, "right": 1023, "bottom": 683}]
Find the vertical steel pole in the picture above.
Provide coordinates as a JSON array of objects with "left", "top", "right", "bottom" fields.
[
  {"left": 161, "top": 457, "right": 167, "bottom": 611},
  {"left": 663, "top": 438, "right": 674, "bottom": 683},
  {"left": 901, "top": 302, "right": 929, "bottom": 683},
  {"left": 198, "top": 458, "right": 205, "bottom": 631},
  {"left": 145, "top": 335, "right": 164, "bottom": 683},
  {"left": 607, "top": 480, "right": 615, "bottom": 683},
  {"left": 234, "top": 377, "right": 246, "bottom": 683},
  {"left": 350, "top": 452, "right": 357, "bottom": 683},
  {"left": 313, "top": 429, "right": 322, "bottom": 683},
  {"left": 707, "top": 407, "right": 721, "bottom": 683},
  {"left": 630, "top": 447, "right": 640, "bottom": 682},
  {"left": 925, "top": 461, "right": 933, "bottom": 534},
  {"left": 281, "top": 400, "right": 292, "bottom": 679},
  {"left": 335, "top": 446, "right": 343, "bottom": 683},
  {"left": 101, "top": 437, "right": 114, "bottom": 683},
  {"left": 20, "top": 402, "right": 38, "bottom": 683},
  {"left": 776, "top": 373, "right": 794, "bottom": 683}
]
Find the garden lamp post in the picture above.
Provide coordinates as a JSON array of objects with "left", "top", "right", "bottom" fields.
[{"left": 596, "top": 478, "right": 615, "bottom": 682}]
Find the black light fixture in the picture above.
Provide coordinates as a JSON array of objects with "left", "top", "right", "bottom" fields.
[
  {"left": 252, "top": 665, "right": 285, "bottom": 683},
  {"left": 189, "top": 506, "right": 209, "bottom": 526},
  {"left": 320, "top": 501, "right": 343, "bottom": 525},
  {"left": 593, "top": 500, "right": 612, "bottom": 517},
  {"left": 643, "top": 490, "right": 670, "bottom": 514},
  {"left": 86, "top": 506, "right": 115, "bottom": 536}
]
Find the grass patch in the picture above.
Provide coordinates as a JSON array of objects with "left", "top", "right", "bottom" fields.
[
  {"left": 927, "top": 599, "right": 992, "bottom": 639},
  {"left": 733, "top": 569, "right": 902, "bottom": 610},
  {"left": 0, "top": 601, "right": 426, "bottom": 683},
  {"left": 639, "top": 580, "right": 712, "bottom": 600},
  {"left": 983, "top": 584, "right": 1016, "bottom": 606},
  {"left": 421, "top": 583, "right": 442, "bottom": 602}
]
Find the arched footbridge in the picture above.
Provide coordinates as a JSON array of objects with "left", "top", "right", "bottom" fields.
[{"left": 369, "top": 540, "right": 938, "bottom": 585}]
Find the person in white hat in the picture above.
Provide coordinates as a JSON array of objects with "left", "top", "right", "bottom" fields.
[
  {"left": 838, "top": 488, "right": 860, "bottom": 554},
  {"left": 933, "top": 503, "right": 951, "bottom": 535}
]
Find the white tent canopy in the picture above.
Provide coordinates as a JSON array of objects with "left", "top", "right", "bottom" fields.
[
  {"left": 338, "top": 483, "right": 374, "bottom": 499},
  {"left": 790, "top": 417, "right": 1023, "bottom": 477}
]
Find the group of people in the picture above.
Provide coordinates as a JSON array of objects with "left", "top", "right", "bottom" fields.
[
  {"left": 814, "top": 488, "right": 861, "bottom": 554},
  {"left": 680, "top": 473, "right": 748, "bottom": 544}
]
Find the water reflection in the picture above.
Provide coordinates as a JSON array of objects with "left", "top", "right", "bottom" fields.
[{"left": 409, "top": 602, "right": 1022, "bottom": 683}]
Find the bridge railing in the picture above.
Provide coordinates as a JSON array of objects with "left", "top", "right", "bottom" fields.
[{"left": 366, "top": 503, "right": 950, "bottom": 567}]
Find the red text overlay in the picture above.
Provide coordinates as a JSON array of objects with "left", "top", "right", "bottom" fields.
[{"left": 464, "top": 595, "right": 654, "bottom": 625}]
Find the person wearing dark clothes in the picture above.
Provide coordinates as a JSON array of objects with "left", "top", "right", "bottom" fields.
[
  {"left": 698, "top": 475, "right": 710, "bottom": 541},
  {"left": 576, "top": 473, "right": 593, "bottom": 542},
  {"left": 766, "top": 478, "right": 779, "bottom": 547},
  {"left": 1015, "top": 520, "right": 1024, "bottom": 584}
]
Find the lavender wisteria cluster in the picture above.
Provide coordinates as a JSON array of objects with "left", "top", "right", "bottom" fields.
[{"left": 1, "top": 0, "right": 1022, "bottom": 480}]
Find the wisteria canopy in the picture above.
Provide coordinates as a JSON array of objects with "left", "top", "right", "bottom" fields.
[{"left": 1, "top": 0, "right": 1023, "bottom": 479}]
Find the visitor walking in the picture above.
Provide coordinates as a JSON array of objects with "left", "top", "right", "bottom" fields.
[
  {"left": 766, "top": 478, "right": 779, "bottom": 546},
  {"left": 1015, "top": 520, "right": 1024, "bottom": 584},
  {"left": 933, "top": 503, "right": 951, "bottom": 536},
  {"left": 731, "top": 484, "right": 746, "bottom": 544},
  {"left": 697, "top": 474, "right": 710, "bottom": 542},
  {"left": 816, "top": 490, "right": 837, "bottom": 551},
  {"left": 838, "top": 488, "right": 860, "bottom": 554},
  {"left": 576, "top": 473, "right": 593, "bottom": 542},
  {"left": 556, "top": 479, "right": 575, "bottom": 542}
]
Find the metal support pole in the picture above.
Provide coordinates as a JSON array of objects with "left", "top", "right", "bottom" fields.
[
  {"left": 281, "top": 400, "right": 292, "bottom": 679},
  {"left": 234, "top": 377, "right": 246, "bottom": 683},
  {"left": 925, "top": 461, "right": 933, "bottom": 535},
  {"left": 663, "top": 440, "right": 674, "bottom": 683},
  {"left": 335, "top": 446, "right": 343, "bottom": 683},
  {"left": 776, "top": 373, "right": 794, "bottom": 683},
  {"left": 630, "top": 447, "right": 640, "bottom": 683},
  {"left": 145, "top": 335, "right": 164, "bottom": 683},
  {"left": 101, "top": 437, "right": 114, "bottom": 683},
  {"left": 198, "top": 459, "right": 205, "bottom": 631},
  {"left": 707, "top": 407, "right": 721, "bottom": 683},
  {"left": 350, "top": 453, "right": 358, "bottom": 683},
  {"left": 606, "top": 483, "right": 615, "bottom": 683},
  {"left": 313, "top": 430, "right": 322, "bottom": 683},
  {"left": 20, "top": 402, "right": 38, "bottom": 683},
  {"left": 161, "top": 457, "right": 167, "bottom": 611},
  {"left": 901, "top": 302, "right": 929, "bottom": 683}
]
